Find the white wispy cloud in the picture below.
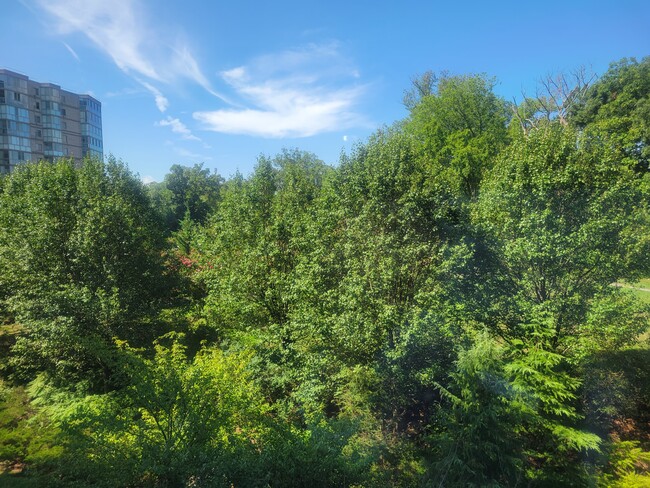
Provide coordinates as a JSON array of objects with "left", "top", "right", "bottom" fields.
[
  {"left": 29, "top": 0, "right": 228, "bottom": 108},
  {"left": 62, "top": 41, "right": 80, "bottom": 62},
  {"left": 140, "top": 81, "right": 169, "bottom": 112},
  {"left": 29, "top": 2, "right": 370, "bottom": 137},
  {"left": 156, "top": 116, "right": 200, "bottom": 141},
  {"left": 194, "top": 43, "right": 369, "bottom": 138},
  {"left": 34, "top": 0, "right": 161, "bottom": 79},
  {"left": 166, "top": 142, "right": 212, "bottom": 161},
  {"left": 176, "top": 148, "right": 211, "bottom": 160},
  {"left": 104, "top": 87, "right": 142, "bottom": 98}
]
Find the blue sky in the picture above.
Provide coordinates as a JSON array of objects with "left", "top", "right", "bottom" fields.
[{"left": 3, "top": 0, "right": 649, "bottom": 182}]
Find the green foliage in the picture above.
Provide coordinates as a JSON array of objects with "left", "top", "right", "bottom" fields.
[
  {"left": 196, "top": 149, "right": 334, "bottom": 410},
  {"left": 1, "top": 61, "right": 648, "bottom": 485},
  {"left": 0, "top": 158, "right": 168, "bottom": 389},
  {"left": 372, "top": 312, "right": 456, "bottom": 436},
  {"left": 571, "top": 57, "right": 650, "bottom": 172},
  {"left": 431, "top": 334, "right": 526, "bottom": 487},
  {"left": 506, "top": 323, "right": 601, "bottom": 484},
  {"left": 50, "top": 341, "right": 263, "bottom": 486},
  {"left": 432, "top": 327, "right": 600, "bottom": 486},
  {"left": 309, "top": 127, "right": 471, "bottom": 364},
  {"left": 476, "top": 123, "right": 650, "bottom": 349},
  {"left": 598, "top": 440, "right": 650, "bottom": 487},
  {"left": 277, "top": 128, "right": 475, "bottom": 434},
  {"left": 199, "top": 150, "right": 328, "bottom": 332},
  {"left": 149, "top": 163, "right": 223, "bottom": 232},
  {"left": 41, "top": 340, "right": 370, "bottom": 487},
  {"left": 581, "top": 348, "right": 650, "bottom": 439},
  {"left": 405, "top": 72, "right": 510, "bottom": 199},
  {"left": 0, "top": 382, "right": 60, "bottom": 477}
]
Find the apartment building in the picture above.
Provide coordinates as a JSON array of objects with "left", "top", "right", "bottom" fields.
[{"left": 0, "top": 69, "right": 103, "bottom": 173}]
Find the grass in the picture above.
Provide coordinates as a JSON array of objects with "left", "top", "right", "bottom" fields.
[
  {"left": 630, "top": 288, "right": 650, "bottom": 304},
  {"left": 629, "top": 278, "right": 650, "bottom": 304},
  {"left": 629, "top": 279, "right": 650, "bottom": 342},
  {"left": 0, "top": 383, "right": 61, "bottom": 484},
  {"left": 616, "top": 278, "right": 650, "bottom": 304},
  {"left": 633, "top": 278, "right": 650, "bottom": 289}
]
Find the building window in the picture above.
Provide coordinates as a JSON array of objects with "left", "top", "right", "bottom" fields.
[
  {"left": 62, "top": 121, "right": 67, "bottom": 129},
  {"left": 61, "top": 108, "right": 66, "bottom": 117},
  {"left": 35, "top": 101, "right": 40, "bottom": 110},
  {"left": 13, "top": 92, "right": 21, "bottom": 102},
  {"left": 35, "top": 116, "right": 41, "bottom": 124},
  {"left": 36, "top": 129, "right": 41, "bottom": 137}
]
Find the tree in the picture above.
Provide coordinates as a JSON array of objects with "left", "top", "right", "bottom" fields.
[
  {"left": 570, "top": 57, "right": 650, "bottom": 173},
  {"left": 158, "top": 163, "right": 223, "bottom": 231},
  {"left": 52, "top": 341, "right": 273, "bottom": 487},
  {"left": 402, "top": 70, "right": 439, "bottom": 111},
  {"left": 0, "top": 157, "right": 168, "bottom": 389},
  {"left": 281, "top": 128, "right": 471, "bottom": 434},
  {"left": 476, "top": 123, "right": 650, "bottom": 352},
  {"left": 194, "top": 150, "right": 333, "bottom": 407},
  {"left": 311, "top": 128, "right": 464, "bottom": 363},
  {"left": 432, "top": 328, "right": 600, "bottom": 486},
  {"left": 405, "top": 73, "right": 510, "bottom": 199},
  {"left": 198, "top": 150, "right": 328, "bottom": 333},
  {"left": 509, "top": 67, "right": 596, "bottom": 135}
]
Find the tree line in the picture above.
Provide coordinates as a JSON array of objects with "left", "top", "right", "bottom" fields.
[{"left": 0, "top": 57, "right": 649, "bottom": 487}]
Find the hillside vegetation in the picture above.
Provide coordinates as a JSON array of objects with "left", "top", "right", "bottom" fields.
[{"left": 1, "top": 57, "right": 649, "bottom": 487}]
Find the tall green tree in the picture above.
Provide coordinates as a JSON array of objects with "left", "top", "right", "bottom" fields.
[
  {"left": 312, "top": 129, "right": 464, "bottom": 362},
  {"left": 405, "top": 73, "right": 510, "bottom": 199},
  {"left": 195, "top": 150, "right": 332, "bottom": 405},
  {"left": 198, "top": 150, "right": 328, "bottom": 333},
  {"left": 432, "top": 328, "right": 600, "bottom": 487},
  {"left": 476, "top": 123, "right": 650, "bottom": 352},
  {"left": 570, "top": 57, "right": 650, "bottom": 172},
  {"left": 150, "top": 163, "right": 223, "bottom": 232},
  {"left": 286, "top": 128, "right": 469, "bottom": 431},
  {"left": 0, "top": 158, "right": 168, "bottom": 389}
]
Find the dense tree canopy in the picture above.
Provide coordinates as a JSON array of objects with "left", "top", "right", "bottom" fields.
[
  {"left": 1, "top": 58, "right": 649, "bottom": 487},
  {"left": 405, "top": 72, "right": 510, "bottom": 199},
  {"left": 0, "top": 157, "right": 168, "bottom": 389},
  {"left": 571, "top": 57, "right": 650, "bottom": 172},
  {"left": 476, "top": 124, "right": 649, "bottom": 352},
  {"left": 147, "top": 162, "right": 223, "bottom": 233}
]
